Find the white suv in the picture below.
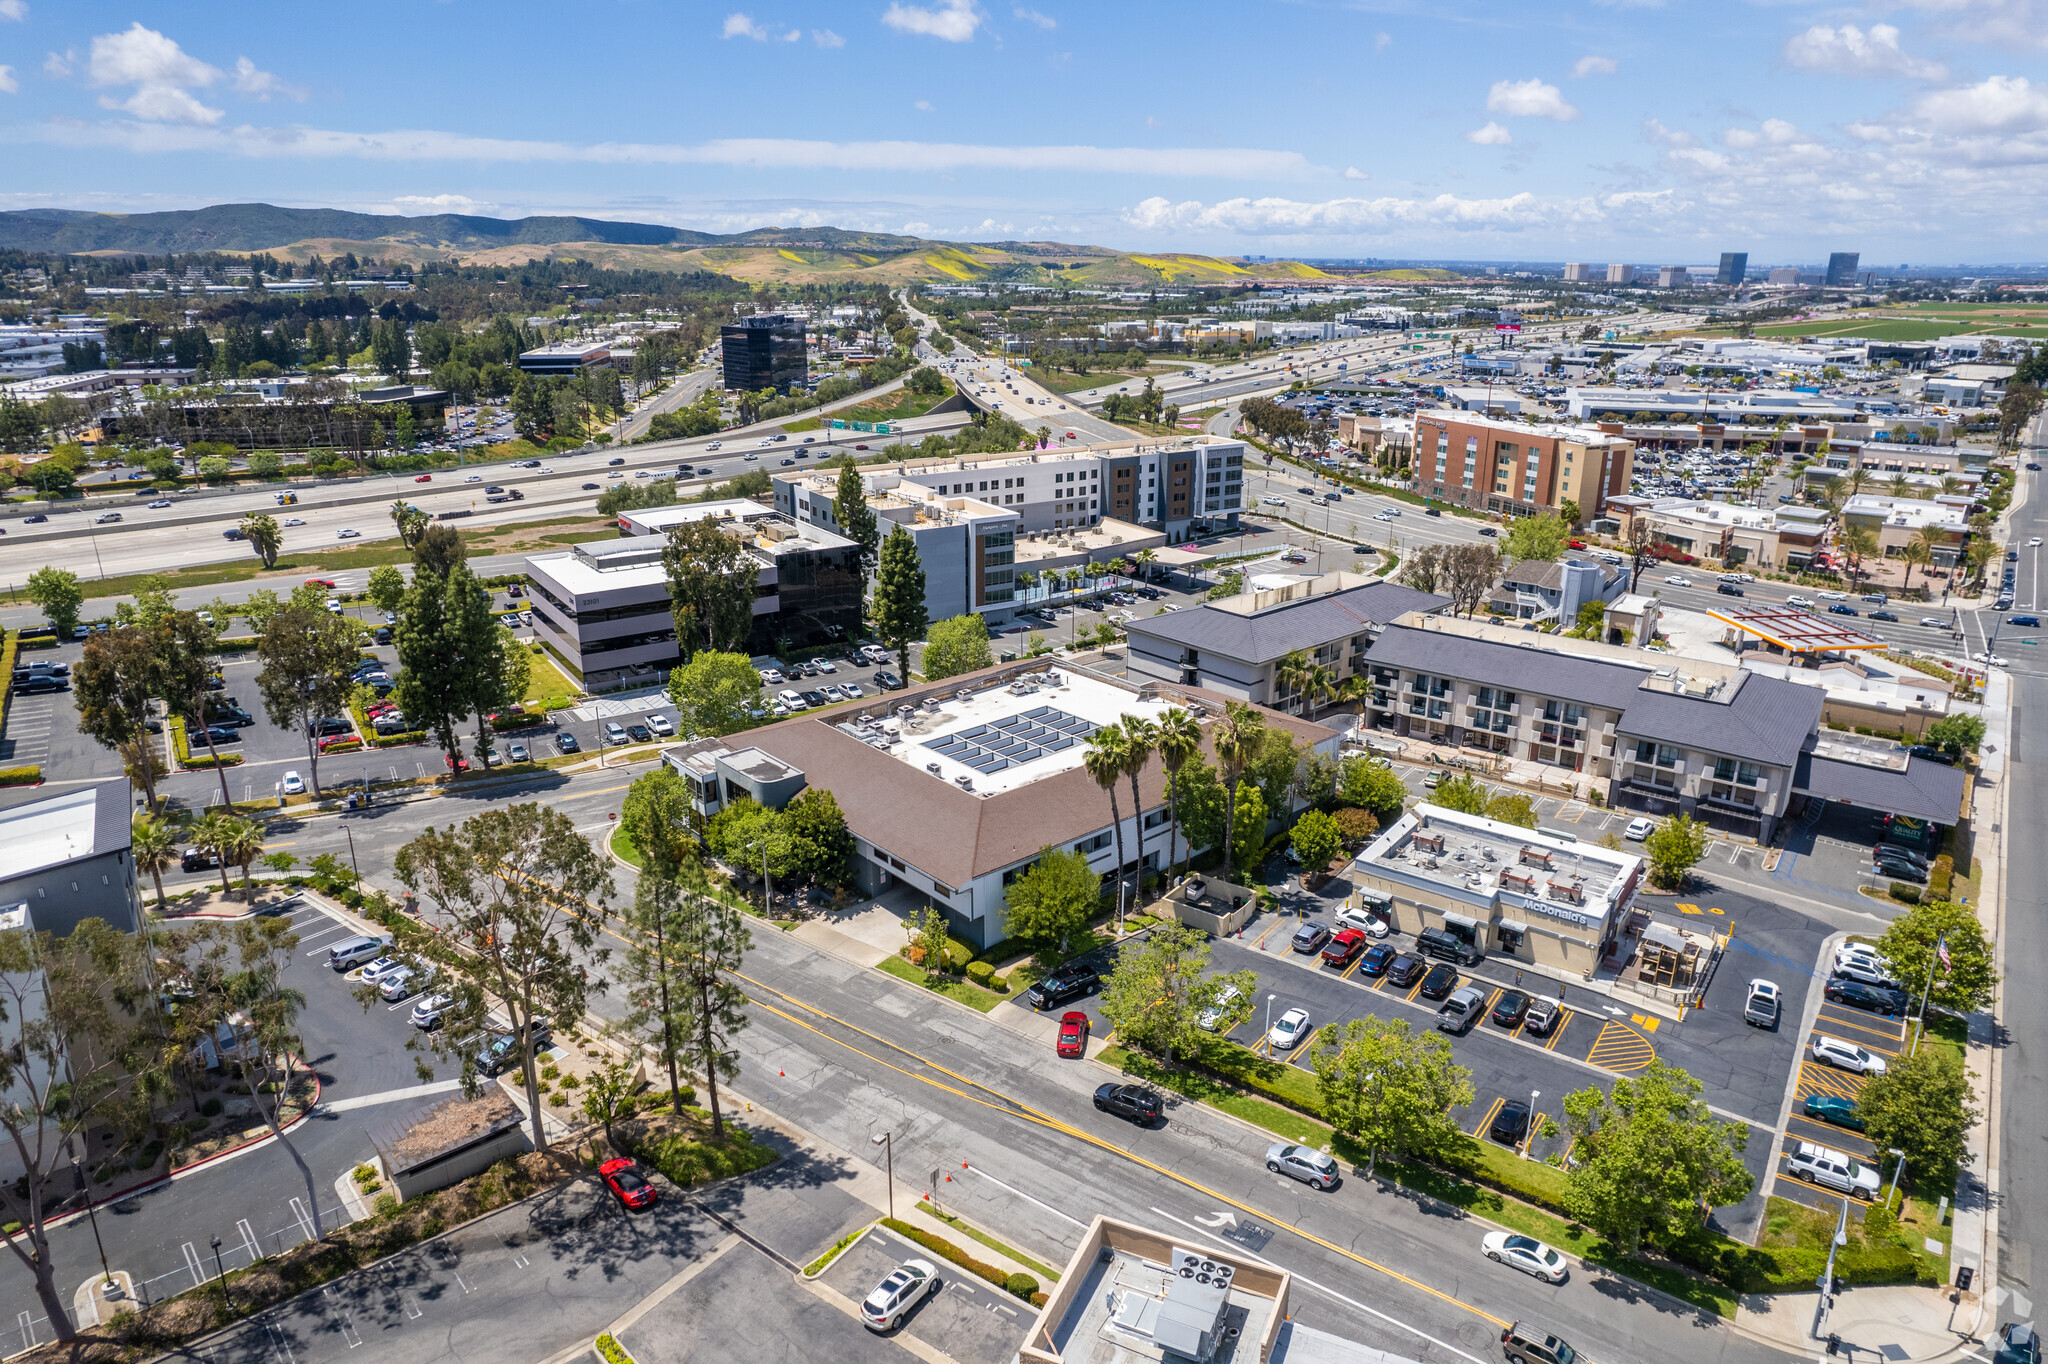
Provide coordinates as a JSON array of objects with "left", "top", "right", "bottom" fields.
[
  {"left": 1787, "top": 1141, "right": 1881, "bottom": 1198},
  {"left": 1811, "top": 1035, "right": 1887, "bottom": 1074}
]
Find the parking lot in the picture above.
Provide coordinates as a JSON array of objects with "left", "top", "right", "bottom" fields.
[
  {"left": 1776, "top": 973, "right": 1913, "bottom": 1217},
  {"left": 816, "top": 1226, "right": 1027, "bottom": 1364}
]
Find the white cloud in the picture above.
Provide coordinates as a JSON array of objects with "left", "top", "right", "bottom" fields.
[
  {"left": 1375, "top": 31, "right": 1392, "bottom": 50},
  {"left": 394, "top": 194, "right": 490, "bottom": 211},
  {"left": 1723, "top": 128, "right": 1758, "bottom": 148},
  {"left": 88, "top": 22, "right": 225, "bottom": 125},
  {"left": 0, "top": 1, "right": 25, "bottom": 21},
  {"left": 24, "top": 122, "right": 1315, "bottom": 179},
  {"left": 232, "top": 56, "right": 304, "bottom": 101},
  {"left": 1784, "top": 24, "right": 1946, "bottom": 81},
  {"left": 1891, "top": 0, "right": 2048, "bottom": 52},
  {"left": 1572, "top": 55, "right": 1617, "bottom": 78},
  {"left": 915, "top": 99, "right": 934, "bottom": 111},
  {"left": 1486, "top": 78, "right": 1578, "bottom": 121},
  {"left": 813, "top": 29, "right": 845, "bottom": 47},
  {"left": 1465, "top": 121, "right": 1513, "bottom": 145},
  {"left": 1014, "top": 7, "right": 1055, "bottom": 29},
  {"left": 722, "top": 12, "right": 769, "bottom": 40},
  {"left": 1914, "top": 75, "right": 2048, "bottom": 132},
  {"left": 1120, "top": 190, "right": 1678, "bottom": 238},
  {"left": 1761, "top": 118, "right": 1799, "bottom": 143},
  {"left": 43, "top": 51, "right": 70, "bottom": 78},
  {"left": 882, "top": 0, "right": 981, "bottom": 42},
  {"left": 1644, "top": 118, "right": 1698, "bottom": 148},
  {"left": 0, "top": 67, "right": 14, "bottom": 95},
  {"left": 1344, "top": 165, "right": 1369, "bottom": 181},
  {"left": 783, "top": 28, "right": 802, "bottom": 41}
]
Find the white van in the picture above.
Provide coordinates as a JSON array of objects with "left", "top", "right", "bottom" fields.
[
  {"left": 1786, "top": 1141, "right": 1881, "bottom": 1197},
  {"left": 328, "top": 935, "right": 391, "bottom": 972}
]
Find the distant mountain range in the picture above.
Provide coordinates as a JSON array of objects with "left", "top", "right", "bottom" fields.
[{"left": 0, "top": 202, "right": 1367, "bottom": 287}]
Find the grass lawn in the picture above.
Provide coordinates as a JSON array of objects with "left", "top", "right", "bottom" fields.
[
  {"left": 609, "top": 824, "right": 643, "bottom": 868},
  {"left": 1034, "top": 369, "right": 1144, "bottom": 394},
  {"left": 522, "top": 648, "right": 585, "bottom": 706},
  {"left": 876, "top": 954, "right": 1007, "bottom": 1012},
  {"left": 913, "top": 1202, "right": 1061, "bottom": 1281}
]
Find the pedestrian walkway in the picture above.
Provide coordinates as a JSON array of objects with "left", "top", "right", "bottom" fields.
[{"left": 569, "top": 686, "right": 670, "bottom": 722}]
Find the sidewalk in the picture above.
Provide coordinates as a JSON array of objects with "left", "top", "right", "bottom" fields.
[{"left": 1736, "top": 1286, "right": 1979, "bottom": 1362}]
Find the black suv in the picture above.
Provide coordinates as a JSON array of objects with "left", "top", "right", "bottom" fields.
[
  {"left": 1489, "top": 1098, "right": 1531, "bottom": 1146},
  {"left": 1093, "top": 1083, "right": 1163, "bottom": 1125},
  {"left": 1416, "top": 926, "right": 1480, "bottom": 964},
  {"left": 1026, "top": 964, "right": 1099, "bottom": 1011},
  {"left": 1825, "top": 978, "right": 1906, "bottom": 1016},
  {"left": 1384, "top": 953, "right": 1425, "bottom": 988}
]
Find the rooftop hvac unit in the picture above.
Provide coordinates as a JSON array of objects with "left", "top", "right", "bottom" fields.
[{"left": 1170, "top": 1247, "right": 1235, "bottom": 1288}]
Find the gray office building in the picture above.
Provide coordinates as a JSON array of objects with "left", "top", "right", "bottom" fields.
[
  {"left": 720, "top": 314, "right": 807, "bottom": 395},
  {"left": 0, "top": 782, "right": 142, "bottom": 937},
  {"left": 1825, "top": 252, "right": 1860, "bottom": 287},
  {"left": 1716, "top": 253, "right": 1748, "bottom": 286}
]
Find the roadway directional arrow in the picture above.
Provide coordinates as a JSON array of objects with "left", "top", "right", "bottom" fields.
[{"left": 1193, "top": 1210, "right": 1238, "bottom": 1229}]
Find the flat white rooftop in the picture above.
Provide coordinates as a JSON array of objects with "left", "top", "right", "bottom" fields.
[
  {"left": 1358, "top": 802, "right": 1641, "bottom": 934},
  {"left": 0, "top": 786, "right": 101, "bottom": 882},
  {"left": 838, "top": 668, "right": 1182, "bottom": 798}
]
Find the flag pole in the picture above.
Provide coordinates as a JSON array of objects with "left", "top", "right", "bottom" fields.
[{"left": 1911, "top": 930, "right": 1946, "bottom": 1057}]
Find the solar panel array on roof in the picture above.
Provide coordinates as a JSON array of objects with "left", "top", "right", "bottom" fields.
[{"left": 921, "top": 705, "right": 1099, "bottom": 774}]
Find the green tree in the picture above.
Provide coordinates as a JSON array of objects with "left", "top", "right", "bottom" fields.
[
  {"left": 1290, "top": 809, "right": 1342, "bottom": 876},
  {"left": 618, "top": 871, "right": 702, "bottom": 1119},
  {"left": 1339, "top": 757, "right": 1408, "bottom": 824},
  {"left": 412, "top": 523, "right": 466, "bottom": 579},
  {"left": 1502, "top": 514, "right": 1569, "bottom": 562},
  {"left": 1923, "top": 713, "right": 1986, "bottom": 758},
  {"left": 662, "top": 518, "right": 759, "bottom": 660},
  {"left": 1311, "top": 1017, "right": 1474, "bottom": 1178},
  {"left": 782, "top": 787, "right": 854, "bottom": 889},
  {"left": 132, "top": 812, "right": 178, "bottom": 908},
  {"left": 1559, "top": 1060, "right": 1754, "bottom": 1256},
  {"left": 871, "top": 523, "right": 929, "bottom": 679},
  {"left": 366, "top": 562, "right": 407, "bottom": 619},
  {"left": 1875, "top": 899, "right": 1997, "bottom": 1015},
  {"left": 24, "top": 566, "right": 83, "bottom": 637},
  {"left": 445, "top": 563, "right": 518, "bottom": 768},
  {"left": 1230, "top": 780, "right": 1267, "bottom": 878},
  {"left": 922, "top": 613, "right": 994, "bottom": 680},
  {"left": 1002, "top": 846, "right": 1100, "bottom": 954},
  {"left": 240, "top": 512, "right": 283, "bottom": 568},
  {"left": 1098, "top": 923, "right": 1255, "bottom": 1063},
  {"left": 1430, "top": 772, "right": 1488, "bottom": 816},
  {"left": 248, "top": 451, "right": 282, "bottom": 479},
  {"left": 1571, "top": 599, "right": 1607, "bottom": 637},
  {"left": 0, "top": 918, "right": 149, "bottom": 1340},
  {"left": 1155, "top": 706, "right": 1202, "bottom": 882},
  {"left": 161, "top": 610, "right": 238, "bottom": 810},
  {"left": 1642, "top": 813, "right": 1709, "bottom": 890},
  {"left": 73, "top": 626, "right": 167, "bottom": 812},
  {"left": 580, "top": 1053, "right": 643, "bottom": 1148},
  {"left": 620, "top": 766, "right": 697, "bottom": 881},
  {"left": 1483, "top": 791, "right": 1539, "bottom": 828},
  {"left": 1169, "top": 755, "right": 1228, "bottom": 861},
  {"left": 1560, "top": 498, "right": 1582, "bottom": 527},
  {"left": 908, "top": 904, "right": 952, "bottom": 981},
  {"left": 196, "top": 455, "right": 233, "bottom": 485},
  {"left": 1083, "top": 726, "right": 1133, "bottom": 919},
  {"left": 833, "top": 457, "right": 881, "bottom": 580},
  {"left": 256, "top": 604, "right": 364, "bottom": 797},
  {"left": 394, "top": 564, "right": 467, "bottom": 768},
  {"left": 666, "top": 649, "right": 765, "bottom": 738},
  {"left": 1858, "top": 1046, "right": 1979, "bottom": 1192},
  {"left": 1212, "top": 701, "right": 1266, "bottom": 881},
  {"left": 394, "top": 804, "right": 617, "bottom": 1150},
  {"left": 390, "top": 500, "right": 429, "bottom": 549}
]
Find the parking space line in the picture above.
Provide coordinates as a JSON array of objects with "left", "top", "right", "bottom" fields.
[
  {"left": 1403, "top": 978, "right": 1424, "bottom": 1003},
  {"left": 1786, "top": 1114, "right": 1873, "bottom": 1153},
  {"left": 1813, "top": 1027, "right": 1898, "bottom": 1056},
  {"left": 1773, "top": 1170, "right": 1877, "bottom": 1208},
  {"left": 1340, "top": 953, "right": 1366, "bottom": 981},
  {"left": 1813, "top": 1012, "right": 1906, "bottom": 1046},
  {"left": 1482, "top": 986, "right": 1503, "bottom": 1017},
  {"left": 1544, "top": 1011, "right": 1573, "bottom": 1051},
  {"left": 1470, "top": 1096, "right": 1505, "bottom": 1138},
  {"left": 1795, "top": 1061, "right": 1866, "bottom": 1102},
  {"left": 182, "top": 1240, "right": 205, "bottom": 1288}
]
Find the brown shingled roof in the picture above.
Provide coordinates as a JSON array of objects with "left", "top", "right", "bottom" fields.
[{"left": 740, "top": 668, "right": 1326, "bottom": 886}]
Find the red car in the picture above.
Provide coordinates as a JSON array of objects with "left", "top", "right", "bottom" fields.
[
  {"left": 1056, "top": 1010, "right": 1089, "bottom": 1058},
  {"left": 599, "top": 1157, "right": 657, "bottom": 1210},
  {"left": 413, "top": 474, "right": 433, "bottom": 483},
  {"left": 304, "top": 577, "right": 337, "bottom": 589},
  {"left": 1320, "top": 928, "right": 1367, "bottom": 968},
  {"left": 445, "top": 754, "right": 469, "bottom": 772}
]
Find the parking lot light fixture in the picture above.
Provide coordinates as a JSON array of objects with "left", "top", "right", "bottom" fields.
[
  {"left": 1523, "top": 1090, "right": 1540, "bottom": 1160},
  {"left": 1266, "top": 993, "right": 1276, "bottom": 1041},
  {"left": 1884, "top": 1149, "right": 1906, "bottom": 1207},
  {"left": 871, "top": 1132, "right": 894, "bottom": 1220}
]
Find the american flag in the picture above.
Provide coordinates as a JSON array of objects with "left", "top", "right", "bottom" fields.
[{"left": 1937, "top": 934, "right": 1952, "bottom": 972}]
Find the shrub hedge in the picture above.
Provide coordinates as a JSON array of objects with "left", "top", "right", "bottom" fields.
[
  {"left": 880, "top": 1217, "right": 1037, "bottom": 1301},
  {"left": 0, "top": 766, "right": 40, "bottom": 786}
]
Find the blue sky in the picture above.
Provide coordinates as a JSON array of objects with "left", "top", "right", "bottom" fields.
[{"left": 4, "top": 1, "right": 2048, "bottom": 263}]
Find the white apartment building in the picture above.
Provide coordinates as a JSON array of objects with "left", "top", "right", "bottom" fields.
[{"left": 1563, "top": 263, "right": 1592, "bottom": 283}]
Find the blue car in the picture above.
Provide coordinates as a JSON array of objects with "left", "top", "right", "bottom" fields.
[
  {"left": 2011, "top": 615, "right": 2039, "bottom": 627},
  {"left": 1827, "top": 604, "right": 1858, "bottom": 616}
]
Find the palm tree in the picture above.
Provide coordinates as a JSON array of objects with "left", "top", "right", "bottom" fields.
[
  {"left": 1839, "top": 524, "right": 1880, "bottom": 583},
  {"left": 390, "top": 500, "right": 428, "bottom": 548},
  {"left": 1133, "top": 547, "right": 1159, "bottom": 583},
  {"left": 1940, "top": 476, "right": 1964, "bottom": 497},
  {"left": 1119, "top": 715, "right": 1157, "bottom": 911},
  {"left": 239, "top": 513, "right": 282, "bottom": 569},
  {"left": 1273, "top": 649, "right": 1314, "bottom": 714},
  {"left": 1300, "top": 662, "right": 1339, "bottom": 717},
  {"left": 1154, "top": 707, "right": 1201, "bottom": 884},
  {"left": 1843, "top": 466, "right": 1873, "bottom": 498},
  {"left": 1898, "top": 539, "right": 1933, "bottom": 594},
  {"left": 192, "top": 812, "right": 236, "bottom": 898},
  {"left": 1965, "top": 537, "right": 1999, "bottom": 589},
  {"left": 218, "top": 817, "right": 264, "bottom": 899},
  {"left": 1213, "top": 701, "right": 1266, "bottom": 882},
  {"left": 1888, "top": 473, "right": 1913, "bottom": 499},
  {"left": 1083, "top": 727, "right": 1132, "bottom": 925},
  {"left": 131, "top": 814, "right": 178, "bottom": 910}
]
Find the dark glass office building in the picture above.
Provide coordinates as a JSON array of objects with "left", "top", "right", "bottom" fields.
[
  {"left": 721, "top": 314, "right": 808, "bottom": 394},
  {"left": 1825, "top": 252, "right": 1860, "bottom": 287},
  {"left": 1716, "top": 252, "right": 1748, "bottom": 286}
]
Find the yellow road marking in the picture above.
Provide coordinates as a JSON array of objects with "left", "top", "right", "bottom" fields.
[
  {"left": 1585, "top": 1020, "right": 1657, "bottom": 1073},
  {"left": 1471, "top": 1096, "right": 1505, "bottom": 1138},
  {"left": 1627, "top": 1012, "right": 1661, "bottom": 1035},
  {"left": 1773, "top": 1170, "right": 1877, "bottom": 1209},
  {"left": 1813, "top": 1011, "right": 1906, "bottom": 1046},
  {"left": 1544, "top": 1011, "right": 1573, "bottom": 1051}
]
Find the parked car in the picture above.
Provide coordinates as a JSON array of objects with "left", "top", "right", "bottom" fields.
[
  {"left": 647, "top": 714, "right": 674, "bottom": 737},
  {"left": 860, "top": 1260, "right": 939, "bottom": 1332},
  {"left": 1385, "top": 953, "right": 1425, "bottom": 988},
  {"left": 410, "top": 992, "right": 455, "bottom": 1029},
  {"left": 1333, "top": 901, "right": 1391, "bottom": 936},
  {"left": 1488, "top": 1098, "right": 1531, "bottom": 1147},
  {"left": 327, "top": 936, "right": 389, "bottom": 972},
  {"left": 1290, "top": 922, "right": 1331, "bottom": 954},
  {"left": 1320, "top": 928, "right": 1368, "bottom": 968},
  {"left": 556, "top": 732, "right": 580, "bottom": 753},
  {"left": 1196, "top": 983, "right": 1243, "bottom": 1032},
  {"left": 1264, "top": 1142, "right": 1338, "bottom": 1190},
  {"left": 1056, "top": 1011, "right": 1090, "bottom": 1058},
  {"left": 1482, "top": 1232, "right": 1569, "bottom": 1285},
  {"left": 1025, "top": 964, "right": 1099, "bottom": 1011},
  {"left": 1490, "top": 989, "right": 1531, "bottom": 1028},
  {"left": 358, "top": 955, "right": 407, "bottom": 985},
  {"left": 1502, "top": 1323, "right": 1578, "bottom": 1364},
  {"left": 1787, "top": 1140, "right": 1881, "bottom": 1197},
  {"left": 1521, "top": 996, "right": 1563, "bottom": 1037},
  {"left": 1811, "top": 1035, "right": 1887, "bottom": 1074},
  {"left": 600, "top": 1157, "right": 658, "bottom": 1210},
  {"left": 1744, "top": 978, "right": 1781, "bottom": 1028},
  {"left": 1802, "top": 1094, "right": 1865, "bottom": 1131},
  {"left": 378, "top": 967, "right": 421, "bottom": 1002},
  {"left": 1266, "top": 1007, "right": 1312, "bottom": 1050},
  {"left": 1825, "top": 978, "right": 1907, "bottom": 1016},
  {"left": 604, "top": 721, "right": 629, "bottom": 746},
  {"left": 1093, "top": 1082, "right": 1163, "bottom": 1125},
  {"left": 507, "top": 742, "right": 530, "bottom": 762},
  {"left": 281, "top": 771, "right": 305, "bottom": 796}
]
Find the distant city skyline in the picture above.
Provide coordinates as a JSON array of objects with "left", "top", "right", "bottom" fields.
[{"left": 4, "top": 3, "right": 2048, "bottom": 261}]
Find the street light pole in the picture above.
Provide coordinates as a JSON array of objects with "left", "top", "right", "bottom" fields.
[
  {"left": 210, "top": 1234, "right": 232, "bottom": 1316},
  {"left": 1522, "top": 1089, "right": 1540, "bottom": 1161},
  {"left": 1265, "top": 993, "right": 1276, "bottom": 1047},
  {"left": 871, "top": 1132, "right": 894, "bottom": 1220},
  {"left": 70, "top": 1154, "right": 113, "bottom": 1291},
  {"left": 343, "top": 821, "right": 362, "bottom": 896},
  {"left": 1884, "top": 1148, "right": 1907, "bottom": 1208}
]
